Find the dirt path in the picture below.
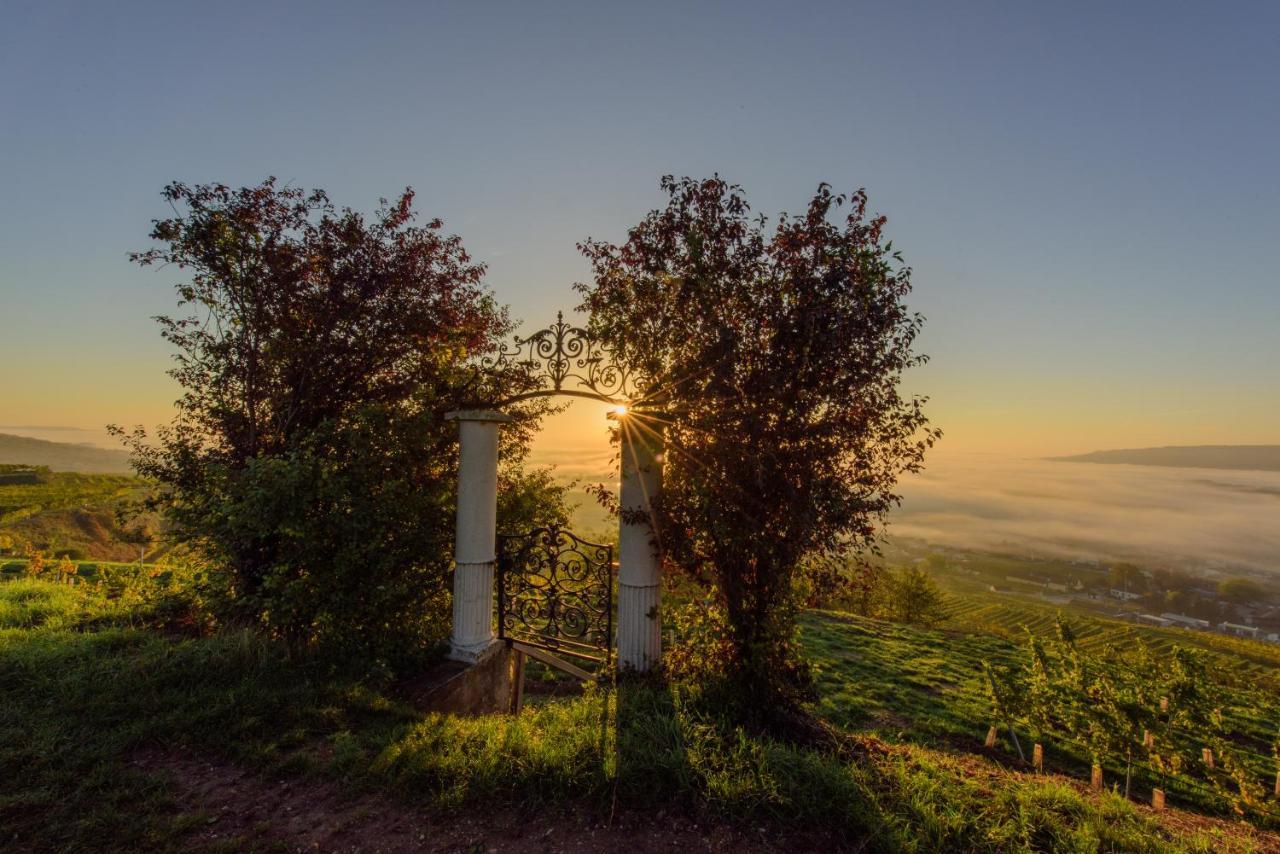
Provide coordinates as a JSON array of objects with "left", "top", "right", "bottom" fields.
[{"left": 132, "top": 750, "right": 839, "bottom": 853}]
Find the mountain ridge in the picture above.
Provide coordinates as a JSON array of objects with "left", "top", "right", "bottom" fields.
[
  {"left": 1050, "top": 444, "right": 1280, "bottom": 472},
  {"left": 0, "top": 433, "right": 132, "bottom": 473}
]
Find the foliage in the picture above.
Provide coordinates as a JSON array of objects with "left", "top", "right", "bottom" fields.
[
  {"left": 882, "top": 566, "right": 948, "bottom": 627},
  {"left": 1109, "top": 562, "right": 1147, "bottom": 594},
  {"left": 577, "top": 176, "right": 937, "bottom": 713},
  {"left": 116, "top": 178, "right": 554, "bottom": 664},
  {"left": 986, "top": 616, "right": 1280, "bottom": 819},
  {"left": 1218, "top": 577, "right": 1265, "bottom": 604}
]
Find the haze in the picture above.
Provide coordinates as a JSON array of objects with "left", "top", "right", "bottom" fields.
[{"left": 1, "top": 2, "right": 1276, "bottom": 573}]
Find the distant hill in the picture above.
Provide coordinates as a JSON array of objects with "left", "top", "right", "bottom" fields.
[
  {"left": 0, "top": 433, "right": 132, "bottom": 474},
  {"left": 1050, "top": 444, "right": 1280, "bottom": 472}
]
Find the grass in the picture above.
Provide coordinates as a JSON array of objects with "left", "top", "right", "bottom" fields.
[
  {"left": 0, "top": 471, "right": 154, "bottom": 562},
  {"left": 0, "top": 579, "right": 1272, "bottom": 852}
]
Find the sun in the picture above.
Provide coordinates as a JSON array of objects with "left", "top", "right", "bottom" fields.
[{"left": 612, "top": 404, "right": 629, "bottom": 416}]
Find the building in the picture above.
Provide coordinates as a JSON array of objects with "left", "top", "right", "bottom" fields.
[
  {"left": 1218, "top": 622, "right": 1262, "bottom": 639},
  {"left": 1160, "top": 613, "right": 1211, "bottom": 630}
]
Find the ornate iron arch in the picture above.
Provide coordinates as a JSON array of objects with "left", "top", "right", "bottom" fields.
[{"left": 482, "top": 312, "right": 650, "bottom": 406}]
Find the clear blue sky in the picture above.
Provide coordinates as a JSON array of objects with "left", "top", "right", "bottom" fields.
[{"left": 1, "top": 0, "right": 1277, "bottom": 455}]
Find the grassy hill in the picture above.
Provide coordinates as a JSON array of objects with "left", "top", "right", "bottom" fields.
[
  {"left": 0, "top": 432, "right": 132, "bottom": 473},
  {"left": 3, "top": 575, "right": 1278, "bottom": 851},
  {"left": 0, "top": 470, "right": 154, "bottom": 561},
  {"left": 1050, "top": 445, "right": 1280, "bottom": 472}
]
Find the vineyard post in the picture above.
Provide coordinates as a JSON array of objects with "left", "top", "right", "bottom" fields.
[
  {"left": 1202, "top": 747, "right": 1214, "bottom": 770},
  {"left": 985, "top": 725, "right": 998, "bottom": 749},
  {"left": 1091, "top": 764, "right": 1104, "bottom": 791},
  {"left": 1033, "top": 743, "right": 1044, "bottom": 773},
  {"left": 1152, "top": 788, "right": 1165, "bottom": 810},
  {"left": 1124, "top": 746, "right": 1134, "bottom": 799}
]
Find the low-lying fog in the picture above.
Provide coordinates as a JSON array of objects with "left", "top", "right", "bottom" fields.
[
  {"left": 892, "top": 453, "right": 1280, "bottom": 575},
  {"left": 531, "top": 444, "right": 1280, "bottom": 576}
]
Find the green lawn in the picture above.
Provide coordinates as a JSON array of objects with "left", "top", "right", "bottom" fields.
[{"left": 1, "top": 578, "right": 1273, "bottom": 852}]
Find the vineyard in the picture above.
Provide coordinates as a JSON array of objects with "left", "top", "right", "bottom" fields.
[
  {"left": 802, "top": 603, "right": 1280, "bottom": 828},
  {"left": 944, "top": 594, "right": 1280, "bottom": 684}
]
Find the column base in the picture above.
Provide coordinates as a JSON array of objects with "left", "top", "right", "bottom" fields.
[
  {"left": 449, "top": 637, "right": 503, "bottom": 665},
  {"left": 617, "top": 581, "right": 661, "bottom": 672}
]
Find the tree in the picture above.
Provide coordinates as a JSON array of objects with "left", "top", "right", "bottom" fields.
[
  {"left": 1217, "top": 577, "right": 1264, "bottom": 605},
  {"left": 884, "top": 565, "right": 948, "bottom": 626},
  {"left": 1109, "top": 562, "right": 1147, "bottom": 594},
  {"left": 577, "top": 176, "right": 937, "bottom": 715},
  {"left": 118, "top": 179, "right": 556, "bottom": 663}
]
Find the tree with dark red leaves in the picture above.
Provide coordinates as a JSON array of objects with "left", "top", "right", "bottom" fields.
[
  {"left": 118, "top": 179, "right": 560, "bottom": 662},
  {"left": 578, "top": 176, "right": 937, "bottom": 718}
]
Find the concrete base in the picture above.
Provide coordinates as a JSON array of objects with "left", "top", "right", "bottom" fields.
[
  {"left": 402, "top": 643, "right": 515, "bottom": 716},
  {"left": 449, "top": 636, "right": 502, "bottom": 665}
]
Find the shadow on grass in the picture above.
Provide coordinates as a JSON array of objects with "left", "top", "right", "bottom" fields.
[{"left": 0, "top": 580, "right": 1239, "bottom": 853}]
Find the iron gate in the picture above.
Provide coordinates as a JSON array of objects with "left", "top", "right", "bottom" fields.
[{"left": 496, "top": 525, "right": 614, "bottom": 663}]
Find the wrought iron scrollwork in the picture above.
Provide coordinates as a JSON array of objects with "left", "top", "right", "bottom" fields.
[
  {"left": 483, "top": 311, "right": 649, "bottom": 406},
  {"left": 497, "top": 525, "right": 614, "bottom": 661}
]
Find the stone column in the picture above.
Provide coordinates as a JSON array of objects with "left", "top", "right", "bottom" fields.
[
  {"left": 616, "top": 418, "right": 664, "bottom": 671},
  {"left": 446, "top": 409, "right": 511, "bottom": 663}
]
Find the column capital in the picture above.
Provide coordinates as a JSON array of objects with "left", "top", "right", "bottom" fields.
[{"left": 446, "top": 409, "right": 514, "bottom": 423}]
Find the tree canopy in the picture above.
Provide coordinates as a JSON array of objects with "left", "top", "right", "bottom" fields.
[
  {"left": 119, "top": 179, "right": 561, "bottom": 663},
  {"left": 577, "top": 176, "right": 937, "bottom": 713}
]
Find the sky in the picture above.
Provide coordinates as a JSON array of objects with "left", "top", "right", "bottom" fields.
[{"left": 1, "top": 0, "right": 1277, "bottom": 462}]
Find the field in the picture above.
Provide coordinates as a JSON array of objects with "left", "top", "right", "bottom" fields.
[
  {"left": 3, "top": 577, "right": 1279, "bottom": 851},
  {"left": 0, "top": 471, "right": 154, "bottom": 562}
]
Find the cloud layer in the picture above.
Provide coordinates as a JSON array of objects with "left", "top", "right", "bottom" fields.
[{"left": 892, "top": 453, "right": 1280, "bottom": 574}]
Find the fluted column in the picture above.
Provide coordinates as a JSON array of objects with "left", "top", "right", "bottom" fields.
[
  {"left": 616, "top": 418, "right": 663, "bottom": 671},
  {"left": 447, "top": 409, "right": 511, "bottom": 663}
]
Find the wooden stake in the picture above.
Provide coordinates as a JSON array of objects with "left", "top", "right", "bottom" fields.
[
  {"left": 1274, "top": 769, "right": 1279, "bottom": 798},
  {"left": 1142, "top": 730, "right": 1154, "bottom": 749},
  {"left": 1202, "top": 747, "right": 1214, "bottom": 769},
  {"left": 1159, "top": 696, "right": 1169, "bottom": 713},
  {"left": 1091, "top": 764, "right": 1104, "bottom": 791},
  {"left": 1033, "top": 743, "right": 1044, "bottom": 772},
  {"left": 509, "top": 647, "right": 526, "bottom": 714},
  {"left": 985, "top": 725, "right": 998, "bottom": 748},
  {"left": 1152, "top": 788, "right": 1165, "bottom": 810}
]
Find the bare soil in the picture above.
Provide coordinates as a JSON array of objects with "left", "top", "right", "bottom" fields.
[{"left": 131, "top": 749, "right": 845, "bottom": 853}]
